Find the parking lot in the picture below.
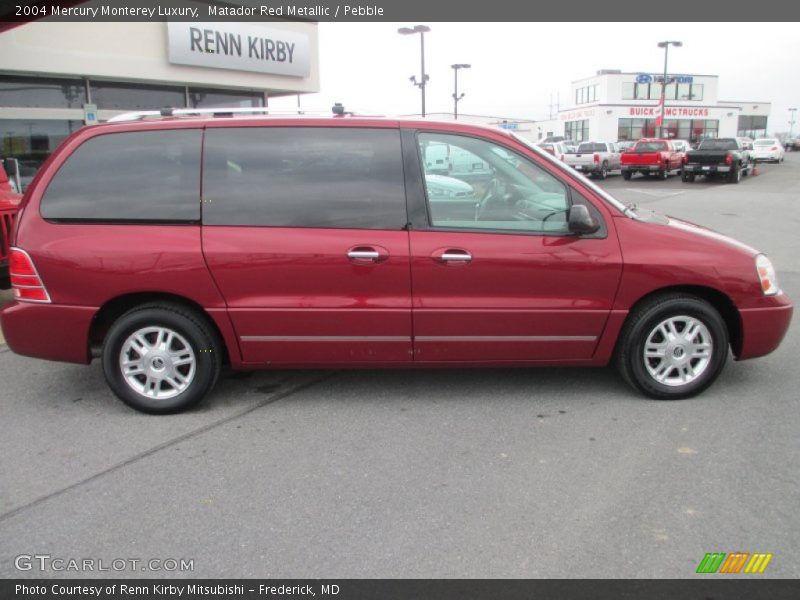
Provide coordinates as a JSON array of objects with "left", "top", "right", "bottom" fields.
[{"left": 0, "top": 155, "right": 798, "bottom": 579}]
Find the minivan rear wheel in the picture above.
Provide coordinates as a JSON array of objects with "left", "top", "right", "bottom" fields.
[
  {"left": 102, "top": 303, "right": 221, "bottom": 413},
  {"left": 615, "top": 294, "right": 729, "bottom": 400}
]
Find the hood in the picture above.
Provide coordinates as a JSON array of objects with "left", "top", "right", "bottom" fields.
[{"left": 664, "top": 214, "right": 759, "bottom": 257}]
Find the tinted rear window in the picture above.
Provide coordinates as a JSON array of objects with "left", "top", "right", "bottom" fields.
[
  {"left": 41, "top": 129, "right": 201, "bottom": 221},
  {"left": 634, "top": 141, "right": 668, "bottom": 152},
  {"left": 577, "top": 143, "right": 607, "bottom": 153},
  {"left": 698, "top": 139, "right": 737, "bottom": 151},
  {"left": 202, "top": 127, "right": 407, "bottom": 229}
]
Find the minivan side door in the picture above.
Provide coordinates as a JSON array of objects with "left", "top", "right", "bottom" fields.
[
  {"left": 406, "top": 130, "right": 623, "bottom": 363},
  {"left": 201, "top": 124, "right": 412, "bottom": 365}
]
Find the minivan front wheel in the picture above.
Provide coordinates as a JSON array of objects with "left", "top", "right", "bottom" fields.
[
  {"left": 102, "top": 304, "right": 221, "bottom": 413},
  {"left": 616, "top": 294, "right": 729, "bottom": 400}
]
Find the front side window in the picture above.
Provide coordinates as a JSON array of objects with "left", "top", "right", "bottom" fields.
[
  {"left": 202, "top": 127, "right": 407, "bottom": 229},
  {"left": 41, "top": 129, "right": 201, "bottom": 221},
  {"left": 418, "top": 133, "right": 570, "bottom": 234}
]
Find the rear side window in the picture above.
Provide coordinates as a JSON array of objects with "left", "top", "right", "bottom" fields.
[
  {"left": 41, "top": 130, "right": 201, "bottom": 222},
  {"left": 202, "top": 127, "right": 407, "bottom": 229}
]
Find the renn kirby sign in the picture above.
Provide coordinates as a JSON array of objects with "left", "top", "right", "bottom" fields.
[{"left": 167, "top": 22, "right": 310, "bottom": 77}]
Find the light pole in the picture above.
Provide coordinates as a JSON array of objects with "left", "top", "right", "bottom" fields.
[
  {"left": 790, "top": 107, "right": 797, "bottom": 138},
  {"left": 451, "top": 63, "right": 471, "bottom": 120},
  {"left": 398, "top": 25, "right": 431, "bottom": 117},
  {"left": 656, "top": 40, "right": 682, "bottom": 138}
]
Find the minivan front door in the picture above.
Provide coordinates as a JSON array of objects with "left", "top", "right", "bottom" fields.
[
  {"left": 409, "top": 131, "right": 622, "bottom": 363},
  {"left": 201, "top": 125, "right": 412, "bottom": 365}
]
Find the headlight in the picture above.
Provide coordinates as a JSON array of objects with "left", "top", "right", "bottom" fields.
[{"left": 756, "top": 254, "right": 779, "bottom": 296}]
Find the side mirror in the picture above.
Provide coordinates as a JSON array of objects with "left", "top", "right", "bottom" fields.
[{"left": 568, "top": 204, "right": 600, "bottom": 235}]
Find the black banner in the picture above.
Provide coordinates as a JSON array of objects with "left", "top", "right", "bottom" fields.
[
  {"left": 1, "top": 0, "right": 798, "bottom": 22},
  {"left": 3, "top": 579, "right": 800, "bottom": 600}
]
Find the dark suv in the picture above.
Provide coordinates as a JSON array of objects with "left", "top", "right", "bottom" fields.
[{"left": 0, "top": 109, "right": 792, "bottom": 413}]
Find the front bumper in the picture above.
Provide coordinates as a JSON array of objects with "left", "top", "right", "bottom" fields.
[
  {"left": 0, "top": 301, "right": 95, "bottom": 364},
  {"left": 737, "top": 292, "right": 793, "bottom": 360},
  {"left": 683, "top": 164, "right": 731, "bottom": 174}
]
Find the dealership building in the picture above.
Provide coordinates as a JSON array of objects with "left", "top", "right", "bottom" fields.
[
  {"left": 0, "top": 20, "right": 319, "bottom": 186},
  {"left": 528, "top": 70, "right": 770, "bottom": 144}
]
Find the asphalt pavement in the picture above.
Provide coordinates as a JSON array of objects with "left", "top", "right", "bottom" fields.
[{"left": 0, "top": 155, "right": 798, "bottom": 579}]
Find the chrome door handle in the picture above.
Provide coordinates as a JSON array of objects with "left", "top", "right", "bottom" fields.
[
  {"left": 347, "top": 250, "right": 380, "bottom": 260},
  {"left": 441, "top": 252, "right": 472, "bottom": 262}
]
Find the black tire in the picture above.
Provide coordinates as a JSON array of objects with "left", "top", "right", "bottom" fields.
[
  {"left": 728, "top": 166, "right": 742, "bottom": 184},
  {"left": 598, "top": 161, "right": 608, "bottom": 180},
  {"left": 681, "top": 171, "right": 695, "bottom": 183},
  {"left": 659, "top": 169, "right": 668, "bottom": 180},
  {"left": 623, "top": 171, "right": 632, "bottom": 181},
  {"left": 615, "top": 294, "right": 729, "bottom": 400},
  {"left": 102, "top": 303, "right": 222, "bottom": 414}
]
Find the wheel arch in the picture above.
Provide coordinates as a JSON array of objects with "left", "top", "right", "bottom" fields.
[
  {"left": 88, "top": 292, "right": 232, "bottom": 365},
  {"left": 622, "top": 284, "right": 743, "bottom": 357}
]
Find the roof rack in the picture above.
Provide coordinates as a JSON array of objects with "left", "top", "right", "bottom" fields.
[{"left": 107, "top": 104, "right": 379, "bottom": 123}]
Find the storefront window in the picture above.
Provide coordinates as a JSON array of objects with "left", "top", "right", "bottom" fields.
[
  {"left": 189, "top": 88, "right": 265, "bottom": 108},
  {"left": 565, "top": 120, "right": 589, "bottom": 142},
  {"left": 0, "top": 75, "right": 87, "bottom": 109},
  {"left": 618, "top": 118, "right": 717, "bottom": 143},
  {"left": 689, "top": 84, "right": 703, "bottom": 101},
  {"left": 90, "top": 81, "right": 186, "bottom": 110},
  {"left": 0, "top": 119, "right": 83, "bottom": 191},
  {"left": 621, "top": 82, "right": 635, "bottom": 100},
  {"left": 737, "top": 115, "right": 768, "bottom": 139}
]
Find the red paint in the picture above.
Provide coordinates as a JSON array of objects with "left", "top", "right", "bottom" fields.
[
  {"left": 0, "top": 116, "right": 792, "bottom": 377},
  {"left": 621, "top": 138, "right": 684, "bottom": 171}
]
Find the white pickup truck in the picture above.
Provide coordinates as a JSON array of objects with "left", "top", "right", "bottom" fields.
[{"left": 564, "top": 141, "right": 621, "bottom": 179}]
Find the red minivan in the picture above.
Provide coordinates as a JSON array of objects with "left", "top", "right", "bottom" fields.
[{"left": 0, "top": 110, "right": 793, "bottom": 413}]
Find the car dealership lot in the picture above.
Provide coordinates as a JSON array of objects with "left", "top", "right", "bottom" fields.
[{"left": 0, "top": 156, "right": 799, "bottom": 579}]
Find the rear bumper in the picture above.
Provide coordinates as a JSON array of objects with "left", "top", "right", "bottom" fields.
[
  {"left": 737, "top": 293, "right": 793, "bottom": 360},
  {"left": 572, "top": 164, "right": 603, "bottom": 174},
  {"left": 683, "top": 164, "right": 731, "bottom": 173},
  {"left": 0, "top": 301, "right": 95, "bottom": 364},
  {"left": 621, "top": 164, "right": 663, "bottom": 172}
]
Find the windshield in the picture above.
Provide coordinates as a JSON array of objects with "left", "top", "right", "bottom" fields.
[
  {"left": 699, "top": 139, "right": 737, "bottom": 151},
  {"left": 511, "top": 132, "right": 628, "bottom": 214},
  {"left": 634, "top": 141, "right": 667, "bottom": 153}
]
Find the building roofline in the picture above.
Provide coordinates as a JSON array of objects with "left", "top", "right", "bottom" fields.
[{"left": 570, "top": 72, "right": 720, "bottom": 84}]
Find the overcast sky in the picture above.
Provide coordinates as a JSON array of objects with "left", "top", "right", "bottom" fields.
[{"left": 268, "top": 22, "right": 799, "bottom": 132}]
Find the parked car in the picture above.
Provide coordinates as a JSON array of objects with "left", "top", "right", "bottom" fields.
[
  {"left": 751, "top": 138, "right": 785, "bottom": 163},
  {"left": 670, "top": 139, "right": 691, "bottom": 153},
  {"left": 564, "top": 141, "right": 621, "bottom": 179},
  {"left": 0, "top": 109, "right": 792, "bottom": 413},
  {"left": 0, "top": 159, "right": 23, "bottom": 289},
  {"left": 616, "top": 140, "right": 636, "bottom": 152},
  {"left": 682, "top": 137, "right": 752, "bottom": 183},
  {"left": 621, "top": 139, "right": 684, "bottom": 180},
  {"left": 538, "top": 141, "right": 569, "bottom": 162}
]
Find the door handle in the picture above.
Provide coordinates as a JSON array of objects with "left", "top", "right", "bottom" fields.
[
  {"left": 347, "top": 245, "right": 389, "bottom": 263},
  {"left": 347, "top": 250, "right": 380, "bottom": 260},
  {"left": 432, "top": 248, "right": 472, "bottom": 264}
]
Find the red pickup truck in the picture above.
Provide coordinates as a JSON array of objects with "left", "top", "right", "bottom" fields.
[
  {"left": 621, "top": 139, "right": 685, "bottom": 180},
  {"left": 1, "top": 160, "right": 22, "bottom": 289}
]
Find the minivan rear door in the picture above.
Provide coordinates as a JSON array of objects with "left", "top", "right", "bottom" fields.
[{"left": 201, "top": 124, "right": 412, "bottom": 365}]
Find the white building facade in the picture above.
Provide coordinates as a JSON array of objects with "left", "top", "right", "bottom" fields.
[
  {"left": 0, "top": 20, "right": 319, "bottom": 186},
  {"left": 539, "top": 70, "right": 770, "bottom": 143}
]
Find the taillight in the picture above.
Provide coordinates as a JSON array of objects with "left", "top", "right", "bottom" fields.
[
  {"left": 560, "top": 154, "right": 565, "bottom": 161},
  {"left": 725, "top": 153, "right": 733, "bottom": 165},
  {"left": 771, "top": 146, "right": 778, "bottom": 150},
  {"left": 9, "top": 248, "right": 51, "bottom": 303},
  {"left": 682, "top": 155, "right": 688, "bottom": 164},
  {"left": 593, "top": 153, "right": 600, "bottom": 163}
]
